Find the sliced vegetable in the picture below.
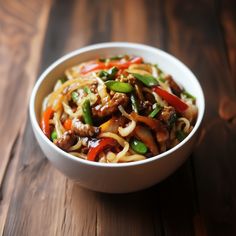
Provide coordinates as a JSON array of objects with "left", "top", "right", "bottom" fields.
[
  {"left": 71, "top": 91, "right": 79, "bottom": 102},
  {"left": 51, "top": 130, "right": 57, "bottom": 141},
  {"left": 182, "top": 91, "right": 196, "bottom": 101},
  {"left": 41, "top": 107, "right": 54, "bottom": 138},
  {"left": 105, "top": 81, "right": 134, "bottom": 93},
  {"left": 130, "top": 112, "right": 161, "bottom": 130},
  {"left": 87, "top": 137, "right": 117, "bottom": 161},
  {"left": 130, "top": 139, "right": 148, "bottom": 154},
  {"left": 149, "top": 104, "right": 162, "bottom": 118},
  {"left": 132, "top": 73, "right": 159, "bottom": 87},
  {"left": 63, "top": 118, "right": 72, "bottom": 130},
  {"left": 82, "top": 99, "right": 93, "bottom": 125},
  {"left": 100, "top": 117, "right": 120, "bottom": 133},
  {"left": 84, "top": 86, "right": 91, "bottom": 94},
  {"left": 153, "top": 86, "right": 188, "bottom": 113},
  {"left": 98, "top": 67, "right": 118, "bottom": 81},
  {"left": 130, "top": 93, "right": 139, "bottom": 113},
  {"left": 134, "top": 126, "right": 159, "bottom": 155},
  {"left": 176, "top": 130, "right": 187, "bottom": 142},
  {"left": 81, "top": 57, "right": 143, "bottom": 74}
]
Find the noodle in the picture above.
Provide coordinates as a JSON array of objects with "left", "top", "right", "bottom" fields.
[{"left": 40, "top": 54, "right": 198, "bottom": 163}]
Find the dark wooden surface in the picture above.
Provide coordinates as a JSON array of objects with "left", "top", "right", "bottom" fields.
[{"left": 0, "top": 0, "right": 236, "bottom": 235}]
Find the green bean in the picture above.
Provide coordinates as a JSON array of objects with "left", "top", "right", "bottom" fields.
[
  {"left": 105, "top": 81, "right": 134, "bottom": 93},
  {"left": 82, "top": 99, "right": 93, "bottom": 125},
  {"left": 149, "top": 104, "right": 162, "bottom": 118},
  {"left": 51, "top": 130, "right": 57, "bottom": 141},
  {"left": 131, "top": 73, "right": 159, "bottom": 87},
  {"left": 71, "top": 91, "right": 79, "bottom": 102},
  {"left": 130, "top": 139, "right": 148, "bottom": 154}
]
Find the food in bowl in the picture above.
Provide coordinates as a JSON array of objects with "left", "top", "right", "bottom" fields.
[{"left": 40, "top": 54, "right": 198, "bottom": 163}]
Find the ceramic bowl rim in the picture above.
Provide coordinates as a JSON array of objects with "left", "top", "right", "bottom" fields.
[{"left": 29, "top": 42, "right": 205, "bottom": 168}]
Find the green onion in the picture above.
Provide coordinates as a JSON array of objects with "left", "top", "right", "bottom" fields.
[
  {"left": 130, "top": 139, "right": 148, "bottom": 154},
  {"left": 105, "top": 81, "right": 134, "bottom": 93},
  {"left": 176, "top": 130, "right": 187, "bottom": 142},
  {"left": 51, "top": 130, "right": 57, "bottom": 141},
  {"left": 71, "top": 91, "right": 79, "bottom": 103},
  {"left": 131, "top": 73, "right": 159, "bottom": 87},
  {"left": 83, "top": 86, "right": 91, "bottom": 94},
  {"left": 98, "top": 67, "right": 118, "bottom": 81},
  {"left": 182, "top": 91, "right": 196, "bottom": 100},
  {"left": 149, "top": 104, "right": 162, "bottom": 118},
  {"left": 108, "top": 67, "right": 119, "bottom": 78},
  {"left": 130, "top": 93, "right": 139, "bottom": 113},
  {"left": 82, "top": 99, "right": 93, "bottom": 125}
]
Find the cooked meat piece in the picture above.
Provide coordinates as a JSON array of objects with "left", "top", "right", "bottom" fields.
[
  {"left": 159, "top": 106, "right": 177, "bottom": 126},
  {"left": 72, "top": 119, "right": 100, "bottom": 137},
  {"left": 92, "top": 93, "right": 129, "bottom": 117},
  {"left": 165, "top": 75, "right": 182, "bottom": 97},
  {"left": 55, "top": 130, "right": 77, "bottom": 151},
  {"left": 156, "top": 128, "right": 169, "bottom": 143},
  {"left": 140, "top": 100, "right": 152, "bottom": 113},
  {"left": 89, "top": 82, "right": 98, "bottom": 93}
]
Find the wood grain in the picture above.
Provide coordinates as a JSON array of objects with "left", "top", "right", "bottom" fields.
[
  {"left": 0, "top": 0, "right": 236, "bottom": 235},
  {"left": 164, "top": 0, "right": 236, "bottom": 235},
  {"left": 0, "top": 0, "right": 52, "bottom": 234}
]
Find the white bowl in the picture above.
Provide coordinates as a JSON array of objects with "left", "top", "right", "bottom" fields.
[{"left": 29, "top": 42, "right": 205, "bottom": 193}]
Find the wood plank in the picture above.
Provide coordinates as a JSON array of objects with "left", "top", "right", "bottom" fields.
[
  {"left": 2, "top": 0, "right": 164, "bottom": 235},
  {"left": 219, "top": 0, "right": 236, "bottom": 91},
  {"left": 164, "top": 0, "right": 236, "bottom": 235},
  {"left": 0, "top": 0, "right": 52, "bottom": 234}
]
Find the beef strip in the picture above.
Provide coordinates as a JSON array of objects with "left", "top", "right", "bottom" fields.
[
  {"left": 92, "top": 92, "right": 129, "bottom": 117},
  {"left": 55, "top": 130, "right": 77, "bottom": 151},
  {"left": 158, "top": 106, "right": 177, "bottom": 126},
  {"left": 165, "top": 75, "right": 182, "bottom": 97},
  {"left": 72, "top": 119, "right": 100, "bottom": 137}
]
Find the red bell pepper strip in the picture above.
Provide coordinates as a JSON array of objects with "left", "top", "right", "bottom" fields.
[
  {"left": 81, "top": 57, "right": 143, "bottom": 74},
  {"left": 153, "top": 86, "right": 188, "bottom": 113},
  {"left": 87, "top": 138, "right": 117, "bottom": 161},
  {"left": 41, "top": 107, "right": 54, "bottom": 138},
  {"left": 80, "top": 62, "right": 107, "bottom": 74}
]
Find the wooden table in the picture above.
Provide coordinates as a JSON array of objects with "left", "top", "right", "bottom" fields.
[{"left": 1, "top": 0, "right": 236, "bottom": 235}]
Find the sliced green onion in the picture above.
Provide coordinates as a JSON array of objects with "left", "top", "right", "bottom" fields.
[
  {"left": 149, "top": 104, "right": 162, "bottom": 118},
  {"left": 105, "top": 81, "right": 134, "bottom": 93},
  {"left": 82, "top": 99, "right": 93, "bottom": 125},
  {"left": 130, "top": 139, "right": 148, "bottom": 154},
  {"left": 176, "top": 130, "right": 187, "bottom": 142},
  {"left": 131, "top": 73, "right": 159, "bottom": 87},
  {"left": 107, "top": 67, "right": 119, "bottom": 78},
  {"left": 71, "top": 91, "right": 79, "bottom": 102},
  {"left": 51, "top": 130, "right": 57, "bottom": 141},
  {"left": 182, "top": 91, "right": 196, "bottom": 100},
  {"left": 84, "top": 86, "right": 91, "bottom": 94},
  {"left": 130, "top": 93, "right": 139, "bottom": 113},
  {"left": 98, "top": 67, "right": 118, "bottom": 81}
]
